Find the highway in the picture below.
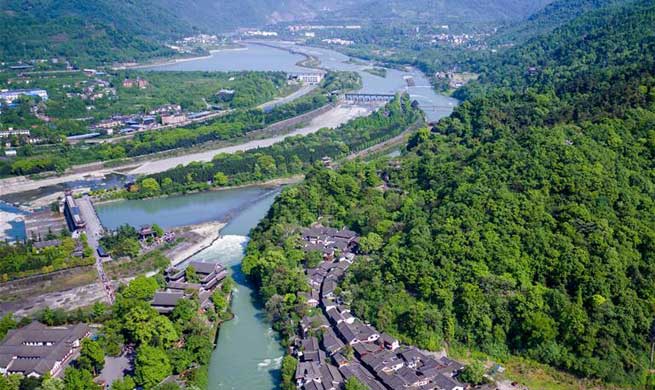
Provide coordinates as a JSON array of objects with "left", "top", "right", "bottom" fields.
[{"left": 77, "top": 195, "right": 114, "bottom": 304}]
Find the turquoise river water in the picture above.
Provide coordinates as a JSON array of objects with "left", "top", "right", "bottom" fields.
[{"left": 8, "top": 42, "right": 458, "bottom": 389}]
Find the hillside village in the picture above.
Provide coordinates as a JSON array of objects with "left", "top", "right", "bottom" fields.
[{"left": 291, "top": 224, "right": 468, "bottom": 390}]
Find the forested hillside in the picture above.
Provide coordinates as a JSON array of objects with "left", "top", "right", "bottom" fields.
[
  {"left": 0, "top": 0, "right": 193, "bottom": 64},
  {"left": 490, "top": 0, "right": 630, "bottom": 45},
  {"left": 155, "top": 0, "right": 352, "bottom": 32},
  {"left": 324, "top": 0, "right": 553, "bottom": 23},
  {"left": 244, "top": 0, "right": 655, "bottom": 385}
]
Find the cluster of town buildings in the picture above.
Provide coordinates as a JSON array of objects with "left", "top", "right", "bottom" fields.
[
  {"left": 287, "top": 25, "right": 362, "bottom": 32},
  {"left": 428, "top": 33, "right": 482, "bottom": 47},
  {"left": 83, "top": 103, "right": 215, "bottom": 138},
  {"left": 169, "top": 34, "right": 225, "bottom": 53},
  {"left": 151, "top": 260, "right": 228, "bottom": 314},
  {"left": 65, "top": 78, "right": 116, "bottom": 101},
  {"left": 2, "top": 67, "right": 327, "bottom": 147},
  {"left": 292, "top": 225, "right": 466, "bottom": 390},
  {"left": 0, "top": 262, "right": 227, "bottom": 381},
  {"left": 434, "top": 71, "right": 478, "bottom": 89},
  {"left": 0, "top": 129, "right": 44, "bottom": 149},
  {"left": 243, "top": 30, "right": 279, "bottom": 37},
  {"left": 321, "top": 39, "right": 355, "bottom": 46},
  {"left": 288, "top": 72, "right": 325, "bottom": 85},
  {"left": 122, "top": 77, "right": 149, "bottom": 89}
]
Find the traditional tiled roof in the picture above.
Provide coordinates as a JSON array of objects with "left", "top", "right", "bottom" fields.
[
  {"left": 321, "top": 328, "right": 344, "bottom": 355},
  {"left": 152, "top": 291, "right": 185, "bottom": 307},
  {"left": 188, "top": 260, "right": 223, "bottom": 275},
  {"left": 0, "top": 322, "right": 89, "bottom": 377}
]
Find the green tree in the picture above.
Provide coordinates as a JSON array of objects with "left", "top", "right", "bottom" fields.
[
  {"left": 0, "top": 314, "right": 17, "bottom": 340},
  {"left": 344, "top": 377, "right": 367, "bottom": 390},
  {"left": 140, "top": 178, "right": 161, "bottom": 195},
  {"left": 221, "top": 276, "right": 234, "bottom": 294},
  {"left": 110, "top": 376, "right": 135, "bottom": 390},
  {"left": 122, "top": 276, "right": 159, "bottom": 301},
  {"left": 280, "top": 355, "right": 297, "bottom": 390},
  {"left": 211, "top": 291, "right": 228, "bottom": 314},
  {"left": 78, "top": 339, "right": 105, "bottom": 375},
  {"left": 185, "top": 266, "right": 199, "bottom": 283},
  {"left": 0, "top": 375, "right": 20, "bottom": 390},
  {"left": 358, "top": 232, "right": 383, "bottom": 253},
  {"left": 123, "top": 304, "right": 159, "bottom": 345},
  {"left": 20, "top": 376, "right": 42, "bottom": 390},
  {"left": 134, "top": 345, "right": 172, "bottom": 389},
  {"left": 459, "top": 361, "right": 486, "bottom": 385},
  {"left": 305, "top": 250, "right": 323, "bottom": 268},
  {"left": 38, "top": 376, "right": 64, "bottom": 390},
  {"left": 169, "top": 348, "right": 193, "bottom": 374},
  {"left": 171, "top": 298, "right": 198, "bottom": 325},
  {"left": 91, "top": 302, "right": 107, "bottom": 320},
  {"left": 63, "top": 368, "right": 98, "bottom": 390},
  {"left": 213, "top": 172, "right": 228, "bottom": 186},
  {"left": 151, "top": 224, "right": 164, "bottom": 237}
]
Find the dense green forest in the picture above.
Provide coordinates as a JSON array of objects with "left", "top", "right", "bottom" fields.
[
  {"left": 243, "top": 0, "right": 655, "bottom": 385},
  {"left": 323, "top": 0, "right": 552, "bottom": 23},
  {"left": 0, "top": 0, "right": 195, "bottom": 65},
  {"left": 489, "top": 0, "right": 631, "bottom": 45},
  {"left": 117, "top": 94, "right": 422, "bottom": 198}
]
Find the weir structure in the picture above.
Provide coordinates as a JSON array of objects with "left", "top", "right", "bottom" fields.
[{"left": 343, "top": 93, "right": 396, "bottom": 103}]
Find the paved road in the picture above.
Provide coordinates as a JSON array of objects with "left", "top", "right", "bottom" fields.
[
  {"left": 258, "top": 84, "right": 317, "bottom": 112},
  {"left": 77, "top": 195, "right": 114, "bottom": 304}
]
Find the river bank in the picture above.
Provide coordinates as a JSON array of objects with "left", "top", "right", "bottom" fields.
[
  {"left": 130, "top": 103, "right": 372, "bottom": 175},
  {"left": 0, "top": 101, "right": 363, "bottom": 198},
  {"left": 115, "top": 45, "right": 248, "bottom": 70},
  {"left": 166, "top": 221, "right": 226, "bottom": 266},
  {"left": 91, "top": 175, "right": 303, "bottom": 207}
]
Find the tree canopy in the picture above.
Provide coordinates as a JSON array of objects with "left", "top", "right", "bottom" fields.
[{"left": 243, "top": 0, "right": 655, "bottom": 385}]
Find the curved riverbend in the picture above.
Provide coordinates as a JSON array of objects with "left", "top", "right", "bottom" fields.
[
  {"left": 94, "top": 43, "right": 458, "bottom": 390},
  {"left": 147, "top": 42, "right": 458, "bottom": 123}
]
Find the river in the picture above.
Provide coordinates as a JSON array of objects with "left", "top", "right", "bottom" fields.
[
  {"left": 96, "top": 187, "right": 285, "bottom": 389},
  {"left": 7, "top": 42, "right": 457, "bottom": 388},
  {"left": 147, "top": 41, "right": 457, "bottom": 122}
]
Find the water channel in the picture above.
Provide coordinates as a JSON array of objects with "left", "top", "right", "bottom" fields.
[
  {"left": 96, "top": 187, "right": 285, "bottom": 389},
  {"left": 8, "top": 42, "right": 458, "bottom": 388}
]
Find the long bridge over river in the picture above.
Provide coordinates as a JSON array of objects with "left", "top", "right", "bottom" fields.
[
  {"left": 343, "top": 93, "right": 396, "bottom": 103},
  {"left": 343, "top": 93, "right": 456, "bottom": 111}
]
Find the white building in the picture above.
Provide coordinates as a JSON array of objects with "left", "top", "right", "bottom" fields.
[{"left": 0, "top": 89, "right": 48, "bottom": 104}]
